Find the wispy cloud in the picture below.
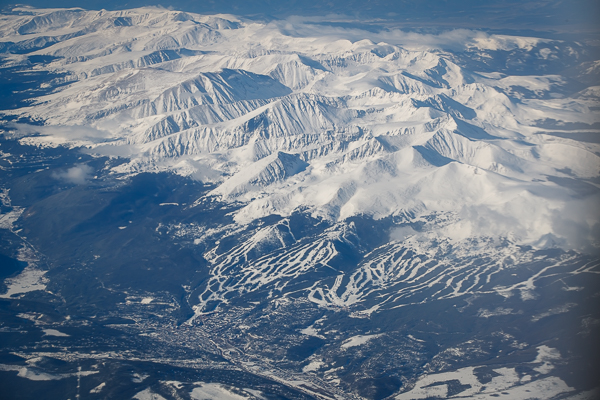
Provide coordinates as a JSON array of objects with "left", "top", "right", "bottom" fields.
[
  {"left": 52, "top": 164, "right": 93, "bottom": 184},
  {"left": 6, "top": 123, "right": 112, "bottom": 142},
  {"left": 267, "top": 16, "right": 545, "bottom": 52}
]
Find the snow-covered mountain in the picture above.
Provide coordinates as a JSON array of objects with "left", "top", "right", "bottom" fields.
[
  {"left": 2, "top": 7, "right": 598, "bottom": 251},
  {"left": 0, "top": 6, "right": 599, "bottom": 400}
]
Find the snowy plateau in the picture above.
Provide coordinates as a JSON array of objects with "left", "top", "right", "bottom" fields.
[{"left": 0, "top": 6, "right": 599, "bottom": 400}]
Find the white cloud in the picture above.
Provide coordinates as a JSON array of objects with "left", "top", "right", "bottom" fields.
[
  {"left": 9, "top": 123, "right": 110, "bottom": 141},
  {"left": 268, "top": 16, "right": 544, "bottom": 52},
  {"left": 52, "top": 164, "right": 93, "bottom": 185}
]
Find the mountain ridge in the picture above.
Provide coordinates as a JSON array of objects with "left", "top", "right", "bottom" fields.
[{"left": 1, "top": 7, "right": 598, "bottom": 250}]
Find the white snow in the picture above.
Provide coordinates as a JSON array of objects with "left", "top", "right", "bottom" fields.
[
  {"left": 531, "top": 303, "right": 576, "bottom": 322},
  {"left": 42, "top": 329, "right": 70, "bottom": 337},
  {"left": 300, "top": 317, "right": 326, "bottom": 338},
  {"left": 190, "top": 383, "right": 255, "bottom": 400},
  {"left": 394, "top": 365, "right": 574, "bottom": 400},
  {"left": 300, "top": 326, "right": 322, "bottom": 338},
  {"left": 0, "top": 208, "right": 24, "bottom": 230},
  {"left": 0, "top": 364, "right": 62, "bottom": 381},
  {"left": 0, "top": 189, "right": 24, "bottom": 229},
  {"left": 477, "top": 307, "right": 517, "bottom": 318},
  {"left": 90, "top": 382, "right": 106, "bottom": 394},
  {"left": 0, "top": 267, "right": 47, "bottom": 298},
  {"left": 532, "top": 345, "right": 562, "bottom": 374},
  {"left": 407, "top": 334, "right": 425, "bottom": 343},
  {"left": 0, "top": 364, "right": 98, "bottom": 381},
  {"left": 133, "top": 388, "right": 167, "bottom": 400},
  {"left": 132, "top": 373, "right": 149, "bottom": 383},
  {"left": 17, "top": 367, "right": 64, "bottom": 381},
  {"left": 341, "top": 334, "right": 382, "bottom": 349},
  {"left": 302, "top": 360, "right": 325, "bottom": 373}
]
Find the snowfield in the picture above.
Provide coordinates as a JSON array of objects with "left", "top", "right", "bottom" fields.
[{"left": 0, "top": 6, "right": 598, "bottom": 253}]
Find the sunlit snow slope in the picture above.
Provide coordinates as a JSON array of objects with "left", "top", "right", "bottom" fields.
[{"left": 1, "top": 6, "right": 599, "bottom": 251}]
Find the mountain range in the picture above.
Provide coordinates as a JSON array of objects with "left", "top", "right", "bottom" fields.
[{"left": 0, "top": 6, "right": 599, "bottom": 400}]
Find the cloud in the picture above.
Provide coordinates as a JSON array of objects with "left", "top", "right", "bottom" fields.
[
  {"left": 8, "top": 123, "right": 110, "bottom": 140},
  {"left": 387, "top": 189, "right": 600, "bottom": 254},
  {"left": 266, "top": 16, "right": 542, "bottom": 52},
  {"left": 390, "top": 225, "right": 417, "bottom": 241},
  {"left": 52, "top": 165, "right": 94, "bottom": 185},
  {"left": 82, "top": 143, "right": 139, "bottom": 157},
  {"left": 548, "top": 196, "right": 600, "bottom": 254}
]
